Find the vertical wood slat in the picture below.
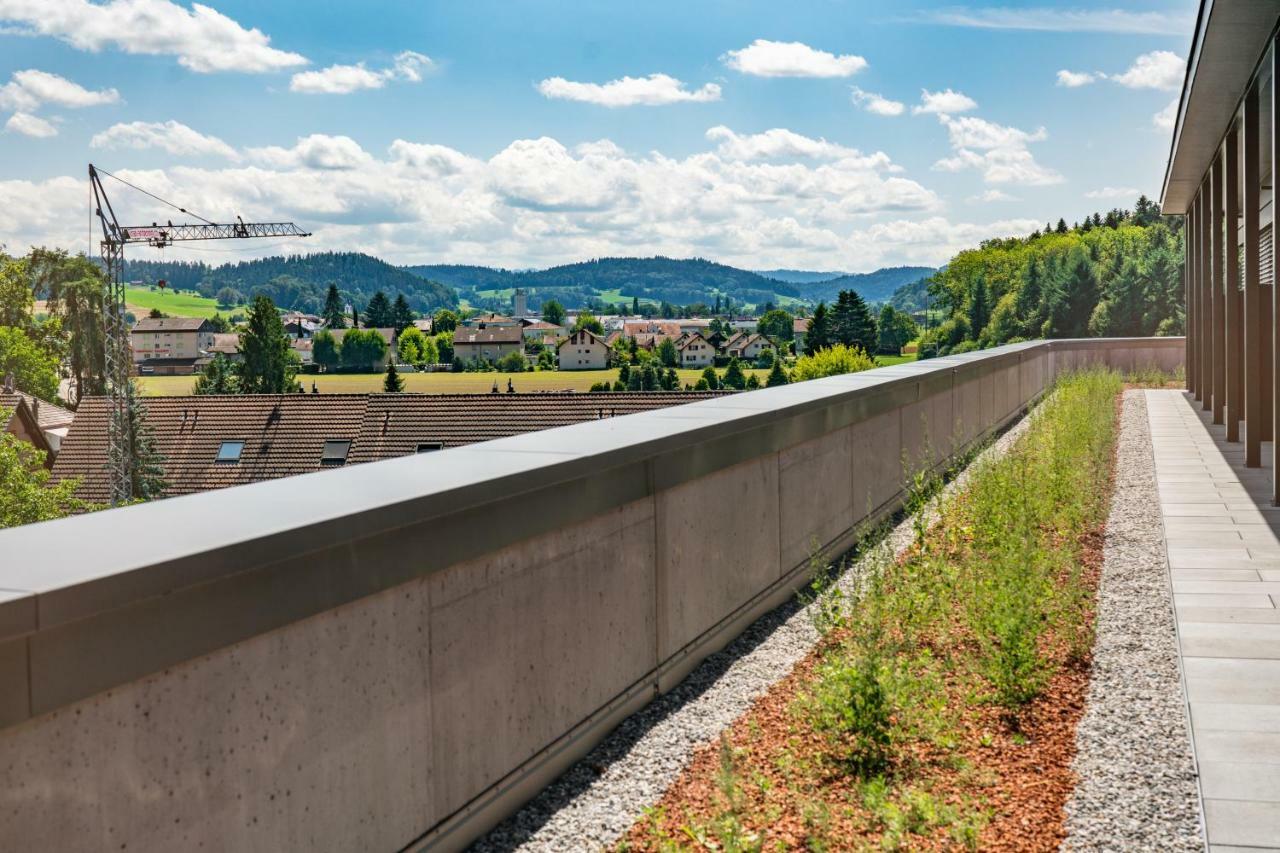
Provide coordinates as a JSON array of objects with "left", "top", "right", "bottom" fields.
[
  {"left": 1213, "top": 152, "right": 1227, "bottom": 425},
  {"left": 1202, "top": 182, "right": 1213, "bottom": 412},
  {"left": 1227, "top": 123, "right": 1243, "bottom": 442},
  {"left": 1245, "top": 79, "right": 1263, "bottom": 467},
  {"left": 1273, "top": 39, "right": 1280, "bottom": 502},
  {"left": 1189, "top": 191, "right": 1199, "bottom": 397}
]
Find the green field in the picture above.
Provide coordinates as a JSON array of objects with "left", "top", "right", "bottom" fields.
[
  {"left": 126, "top": 287, "right": 247, "bottom": 319},
  {"left": 136, "top": 355, "right": 916, "bottom": 396}
]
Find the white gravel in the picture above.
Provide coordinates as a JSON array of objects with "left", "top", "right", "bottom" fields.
[
  {"left": 1062, "top": 390, "right": 1203, "bottom": 851},
  {"left": 470, "top": 410, "right": 1037, "bottom": 853}
]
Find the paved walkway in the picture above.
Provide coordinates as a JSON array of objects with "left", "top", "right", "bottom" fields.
[{"left": 1150, "top": 389, "right": 1280, "bottom": 851}]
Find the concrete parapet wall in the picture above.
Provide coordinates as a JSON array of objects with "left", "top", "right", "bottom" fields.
[{"left": 0, "top": 337, "right": 1184, "bottom": 851}]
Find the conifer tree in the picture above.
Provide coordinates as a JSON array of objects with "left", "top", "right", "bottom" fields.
[
  {"left": 364, "top": 291, "right": 394, "bottom": 328},
  {"left": 322, "top": 283, "right": 346, "bottom": 328},
  {"left": 766, "top": 359, "right": 789, "bottom": 386},
  {"left": 383, "top": 360, "right": 404, "bottom": 392},
  {"left": 391, "top": 293, "right": 415, "bottom": 334},
  {"left": 237, "top": 295, "right": 297, "bottom": 393},
  {"left": 806, "top": 301, "right": 833, "bottom": 352}
]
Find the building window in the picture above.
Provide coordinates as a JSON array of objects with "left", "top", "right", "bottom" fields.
[
  {"left": 321, "top": 439, "right": 351, "bottom": 465},
  {"left": 416, "top": 442, "right": 443, "bottom": 453},
  {"left": 215, "top": 440, "right": 244, "bottom": 463}
]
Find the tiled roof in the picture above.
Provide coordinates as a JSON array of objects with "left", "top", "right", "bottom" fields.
[
  {"left": 793, "top": 318, "right": 809, "bottom": 334},
  {"left": 624, "top": 320, "right": 683, "bottom": 339},
  {"left": 557, "top": 329, "right": 604, "bottom": 350},
  {"left": 0, "top": 390, "right": 74, "bottom": 430},
  {"left": 51, "top": 391, "right": 726, "bottom": 504},
  {"left": 132, "top": 317, "right": 210, "bottom": 333},
  {"left": 208, "top": 333, "right": 240, "bottom": 354}
]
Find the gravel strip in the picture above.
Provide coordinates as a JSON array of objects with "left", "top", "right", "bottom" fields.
[
  {"left": 1062, "top": 390, "right": 1203, "bottom": 851},
  {"left": 471, "top": 410, "right": 1038, "bottom": 853}
]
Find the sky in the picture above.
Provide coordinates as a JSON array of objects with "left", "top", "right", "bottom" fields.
[{"left": 0, "top": 0, "right": 1197, "bottom": 273}]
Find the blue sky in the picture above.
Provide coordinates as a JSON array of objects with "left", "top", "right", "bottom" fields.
[{"left": 0, "top": 0, "right": 1195, "bottom": 272}]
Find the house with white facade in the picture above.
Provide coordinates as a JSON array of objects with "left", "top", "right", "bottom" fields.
[{"left": 557, "top": 329, "right": 609, "bottom": 370}]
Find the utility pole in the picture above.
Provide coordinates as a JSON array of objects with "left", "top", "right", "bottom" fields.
[{"left": 89, "top": 164, "right": 310, "bottom": 504}]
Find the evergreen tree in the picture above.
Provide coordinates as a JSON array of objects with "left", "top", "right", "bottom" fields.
[
  {"left": 967, "top": 276, "right": 989, "bottom": 341},
  {"left": 766, "top": 359, "right": 789, "bottom": 386},
  {"left": 237, "top": 295, "right": 298, "bottom": 393},
  {"left": 383, "top": 360, "right": 404, "bottom": 392},
  {"left": 722, "top": 357, "right": 747, "bottom": 390},
  {"left": 193, "top": 354, "right": 238, "bottom": 395},
  {"left": 700, "top": 365, "right": 720, "bottom": 390},
  {"left": 364, "top": 291, "right": 394, "bottom": 328},
  {"left": 806, "top": 301, "right": 833, "bottom": 352},
  {"left": 640, "top": 364, "right": 658, "bottom": 391},
  {"left": 1093, "top": 257, "right": 1147, "bottom": 337},
  {"left": 350, "top": 305, "right": 360, "bottom": 328},
  {"left": 322, "top": 283, "right": 346, "bottom": 328},
  {"left": 1015, "top": 258, "right": 1044, "bottom": 338},
  {"left": 632, "top": 296, "right": 640, "bottom": 315},
  {"left": 127, "top": 382, "right": 166, "bottom": 501},
  {"left": 392, "top": 293, "right": 415, "bottom": 334},
  {"left": 657, "top": 337, "right": 679, "bottom": 367},
  {"left": 829, "top": 290, "right": 877, "bottom": 351},
  {"left": 1055, "top": 218, "right": 1068, "bottom": 234}
]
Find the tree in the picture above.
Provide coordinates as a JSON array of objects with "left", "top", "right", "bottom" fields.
[
  {"left": 830, "top": 290, "right": 877, "bottom": 351},
  {"left": 0, "top": 255, "right": 34, "bottom": 329},
  {"left": 631, "top": 296, "right": 640, "bottom": 316},
  {"left": 215, "top": 286, "right": 243, "bottom": 308},
  {"left": 541, "top": 300, "right": 566, "bottom": 327},
  {"left": 127, "top": 382, "right": 166, "bottom": 501},
  {"left": 967, "top": 276, "right": 989, "bottom": 341},
  {"left": 657, "top": 337, "right": 678, "bottom": 367},
  {"left": 237, "top": 295, "right": 298, "bottom": 393},
  {"left": 312, "top": 329, "right": 340, "bottom": 371},
  {"left": 383, "top": 360, "right": 405, "bottom": 392},
  {"left": 757, "top": 308, "right": 795, "bottom": 341},
  {"left": 340, "top": 329, "right": 387, "bottom": 371},
  {"left": 1055, "top": 218, "right": 1068, "bottom": 234},
  {"left": 392, "top": 293, "right": 415, "bottom": 334},
  {"left": 364, "top": 291, "right": 394, "bottom": 328},
  {"left": 433, "top": 308, "right": 459, "bottom": 333},
  {"left": 573, "top": 312, "right": 605, "bottom": 335},
  {"left": 0, "top": 326, "right": 58, "bottom": 400},
  {"left": 207, "top": 313, "right": 231, "bottom": 333},
  {"left": 398, "top": 326, "right": 427, "bottom": 363},
  {"left": 805, "top": 302, "right": 832, "bottom": 352},
  {"left": 32, "top": 249, "right": 108, "bottom": 402},
  {"left": 875, "top": 305, "right": 919, "bottom": 355},
  {"left": 766, "top": 360, "right": 789, "bottom": 386},
  {"left": 420, "top": 336, "right": 439, "bottom": 365},
  {"left": 148, "top": 308, "right": 165, "bottom": 319},
  {"left": 700, "top": 366, "right": 720, "bottom": 390},
  {"left": 321, "top": 284, "right": 346, "bottom": 329},
  {"left": 721, "top": 357, "right": 747, "bottom": 390},
  {"left": 193, "top": 354, "right": 239, "bottom": 395},
  {"left": 496, "top": 350, "right": 527, "bottom": 372},
  {"left": 0, "top": 422, "right": 90, "bottom": 528},
  {"left": 350, "top": 305, "right": 360, "bottom": 329},
  {"left": 434, "top": 330, "right": 454, "bottom": 363},
  {"left": 1091, "top": 257, "right": 1147, "bottom": 337}
]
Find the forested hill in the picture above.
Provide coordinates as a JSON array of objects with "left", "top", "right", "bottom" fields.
[
  {"left": 124, "top": 252, "right": 457, "bottom": 315},
  {"left": 406, "top": 257, "right": 803, "bottom": 310},
  {"left": 754, "top": 268, "right": 849, "bottom": 284},
  {"left": 915, "top": 196, "right": 1184, "bottom": 357},
  {"left": 798, "top": 266, "right": 937, "bottom": 305}
]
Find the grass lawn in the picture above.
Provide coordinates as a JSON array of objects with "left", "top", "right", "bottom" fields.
[
  {"left": 137, "top": 368, "right": 772, "bottom": 396},
  {"left": 126, "top": 287, "right": 246, "bottom": 320},
  {"left": 875, "top": 353, "right": 916, "bottom": 367}
]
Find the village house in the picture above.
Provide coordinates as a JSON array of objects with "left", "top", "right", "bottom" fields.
[
  {"left": 793, "top": 317, "right": 810, "bottom": 354},
  {"left": 677, "top": 332, "right": 715, "bottom": 368},
  {"left": 0, "top": 386, "right": 61, "bottom": 463},
  {"left": 725, "top": 332, "right": 774, "bottom": 362},
  {"left": 130, "top": 317, "right": 216, "bottom": 366},
  {"left": 452, "top": 325, "right": 523, "bottom": 364},
  {"left": 557, "top": 329, "right": 609, "bottom": 370},
  {"left": 207, "top": 333, "right": 241, "bottom": 361},
  {"left": 520, "top": 319, "right": 565, "bottom": 341},
  {"left": 463, "top": 312, "right": 519, "bottom": 328}
]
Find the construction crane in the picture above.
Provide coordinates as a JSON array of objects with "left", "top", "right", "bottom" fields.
[{"left": 89, "top": 164, "right": 311, "bottom": 505}]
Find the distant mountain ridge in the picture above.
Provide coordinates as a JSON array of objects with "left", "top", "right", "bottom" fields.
[
  {"left": 797, "top": 266, "right": 937, "bottom": 305},
  {"left": 754, "top": 269, "right": 850, "bottom": 284}
]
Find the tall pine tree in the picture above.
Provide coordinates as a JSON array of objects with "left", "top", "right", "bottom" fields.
[
  {"left": 829, "top": 290, "right": 877, "bottom": 351},
  {"left": 392, "top": 293, "right": 415, "bottom": 334},
  {"left": 321, "top": 283, "right": 346, "bottom": 328},
  {"left": 237, "top": 295, "right": 297, "bottom": 393},
  {"left": 364, "top": 291, "right": 394, "bottom": 328},
  {"left": 805, "top": 302, "right": 833, "bottom": 352}
]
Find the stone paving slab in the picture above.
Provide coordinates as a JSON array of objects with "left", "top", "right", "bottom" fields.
[{"left": 1150, "top": 389, "right": 1280, "bottom": 850}]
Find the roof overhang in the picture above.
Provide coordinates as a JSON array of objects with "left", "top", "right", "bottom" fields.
[{"left": 1161, "top": 0, "right": 1280, "bottom": 214}]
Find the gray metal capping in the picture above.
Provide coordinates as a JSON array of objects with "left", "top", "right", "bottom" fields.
[{"left": 0, "top": 337, "right": 1183, "bottom": 733}]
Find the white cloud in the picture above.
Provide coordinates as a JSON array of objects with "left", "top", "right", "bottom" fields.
[
  {"left": 91, "top": 120, "right": 238, "bottom": 159},
  {"left": 1055, "top": 69, "right": 1098, "bottom": 88},
  {"left": 1084, "top": 186, "right": 1141, "bottom": 199},
  {"left": 0, "top": 126, "right": 966, "bottom": 268},
  {"left": 536, "top": 73, "right": 720, "bottom": 107},
  {"left": 0, "top": 0, "right": 308, "bottom": 73},
  {"left": 247, "top": 134, "right": 372, "bottom": 170},
  {"left": 1111, "top": 50, "right": 1184, "bottom": 91},
  {"left": 0, "top": 68, "right": 118, "bottom": 111},
  {"left": 969, "top": 189, "right": 1016, "bottom": 202},
  {"left": 4, "top": 111, "right": 56, "bottom": 137},
  {"left": 932, "top": 115, "right": 1061, "bottom": 186},
  {"left": 722, "top": 39, "right": 867, "bottom": 78},
  {"left": 851, "top": 87, "right": 905, "bottom": 116},
  {"left": 913, "top": 88, "right": 978, "bottom": 115},
  {"left": 1153, "top": 98, "right": 1178, "bottom": 131},
  {"left": 917, "top": 7, "right": 1192, "bottom": 36},
  {"left": 290, "top": 50, "right": 435, "bottom": 94},
  {"left": 705, "top": 126, "right": 888, "bottom": 163}
]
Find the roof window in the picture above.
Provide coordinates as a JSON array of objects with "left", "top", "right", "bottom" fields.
[
  {"left": 215, "top": 440, "right": 244, "bottom": 463},
  {"left": 321, "top": 439, "right": 351, "bottom": 465},
  {"left": 416, "top": 442, "right": 443, "bottom": 453}
]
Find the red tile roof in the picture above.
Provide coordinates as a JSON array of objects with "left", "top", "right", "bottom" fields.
[
  {"left": 51, "top": 391, "right": 726, "bottom": 504},
  {"left": 132, "top": 317, "right": 211, "bottom": 333},
  {"left": 454, "top": 326, "right": 523, "bottom": 345}
]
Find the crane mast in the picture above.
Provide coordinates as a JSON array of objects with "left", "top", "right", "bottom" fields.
[{"left": 89, "top": 164, "right": 310, "bottom": 505}]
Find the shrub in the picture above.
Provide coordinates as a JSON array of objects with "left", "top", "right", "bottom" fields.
[
  {"left": 496, "top": 350, "right": 527, "bottom": 372},
  {"left": 790, "top": 344, "right": 876, "bottom": 382},
  {"left": 805, "top": 649, "right": 892, "bottom": 774}
]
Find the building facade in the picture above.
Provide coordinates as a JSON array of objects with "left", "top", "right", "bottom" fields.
[
  {"left": 557, "top": 329, "right": 609, "bottom": 370},
  {"left": 1163, "top": 5, "right": 1280, "bottom": 499},
  {"left": 130, "top": 317, "right": 216, "bottom": 364}
]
